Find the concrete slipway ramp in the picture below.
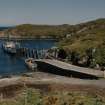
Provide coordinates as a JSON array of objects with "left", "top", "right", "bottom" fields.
[{"left": 35, "top": 59, "right": 104, "bottom": 79}]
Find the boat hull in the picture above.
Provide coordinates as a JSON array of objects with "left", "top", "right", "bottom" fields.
[
  {"left": 2, "top": 44, "right": 16, "bottom": 54},
  {"left": 25, "top": 58, "right": 37, "bottom": 71},
  {"left": 2, "top": 41, "right": 20, "bottom": 54}
]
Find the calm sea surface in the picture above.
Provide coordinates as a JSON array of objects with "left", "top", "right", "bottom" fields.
[{"left": 0, "top": 39, "right": 56, "bottom": 75}]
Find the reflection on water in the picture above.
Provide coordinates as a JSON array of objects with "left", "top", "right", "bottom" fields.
[{"left": 0, "top": 39, "right": 56, "bottom": 75}]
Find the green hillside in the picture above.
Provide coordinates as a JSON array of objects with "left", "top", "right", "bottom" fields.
[
  {"left": 8, "top": 24, "right": 70, "bottom": 39},
  {"left": 60, "top": 19, "right": 105, "bottom": 53},
  {"left": 59, "top": 18, "right": 105, "bottom": 68}
]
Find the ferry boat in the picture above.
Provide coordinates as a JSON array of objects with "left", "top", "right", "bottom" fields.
[
  {"left": 2, "top": 41, "right": 20, "bottom": 54},
  {"left": 25, "top": 58, "right": 37, "bottom": 71}
]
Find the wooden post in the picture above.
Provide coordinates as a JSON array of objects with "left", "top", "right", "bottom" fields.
[
  {"left": 32, "top": 49, "right": 35, "bottom": 58},
  {"left": 36, "top": 50, "right": 38, "bottom": 59},
  {"left": 28, "top": 49, "right": 31, "bottom": 58},
  {"left": 26, "top": 48, "right": 29, "bottom": 58}
]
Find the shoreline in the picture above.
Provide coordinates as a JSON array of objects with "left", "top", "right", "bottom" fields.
[{"left": 0, "top": 37, "right": 59, "bottom": 41}]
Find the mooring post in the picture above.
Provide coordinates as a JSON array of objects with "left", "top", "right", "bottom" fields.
[
  {"left": 30, "top": 49, "right": 32, "bottom": 58},
  {"left": 28, "top": 48, "right": 30, "bottom": 58},
  {"left": 33, "top": 49, "right": 36, "bottom": 58},
  {"left": 38, "top": 50, "right": 40, "bottom": 59},
  {"left": 26, "top": 48, "right": 28, "bottom": 58},
  {"left": 32, "top": 49, "right": 35, "bottom": 58},
  {"left": 33, "top": 49, "right": 36, "bottom": 59},
  {"left": 36, "top": 49, "right": 38, "bottom": 59},
  {"left": 42, "top": 49, "right": 45, "bottom": 59},
  {"left": 22, "top": 48, "right": 24, "bottom": 57},
  {"left": 23, "top": 48, "right": 26, "bottom": 57}
]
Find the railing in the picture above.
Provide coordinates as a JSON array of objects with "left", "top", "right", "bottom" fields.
[{"left": 16, "top": 48, "right": 52, "bottom": 59}]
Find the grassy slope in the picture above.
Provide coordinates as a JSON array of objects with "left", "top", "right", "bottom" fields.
[
  {"left": 59, "top": 18, "right": 105, "bottom": 55},
  {"left": 8, "top": 24, "right": 70, "bottom": 39}
]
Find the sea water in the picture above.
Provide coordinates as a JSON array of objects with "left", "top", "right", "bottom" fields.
[{"left": 0, "top": 39, "right": 56, "bottom": 75}]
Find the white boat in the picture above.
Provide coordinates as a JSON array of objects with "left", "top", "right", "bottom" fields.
[
  {"left": 2, "top": 41, "right": 20, "bottom": 54},
  {"left": 25, "top": 58, "right": 37, "bottom": 71}
]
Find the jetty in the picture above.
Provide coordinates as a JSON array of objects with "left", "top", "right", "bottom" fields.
[
  {"left": 8, "top": 46, "right": 104, "bottom": 79},
  {"left": 35, "top": 59, "right": 104, "bottom": 79}
]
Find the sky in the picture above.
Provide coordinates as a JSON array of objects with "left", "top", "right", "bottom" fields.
[{"left": 0, "top": 0, "right": 105, "bottom": 26}]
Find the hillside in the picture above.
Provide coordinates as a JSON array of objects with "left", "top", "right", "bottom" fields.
[
  {"left": 59, "top": 18, "right": 105, "bottom": 68},
  {"left": 0, "top": 24, "right": 71, "bottom": 39},
  {"left": 59, "top": 19, "right": 105, "bottom": 52},
  {"left": 0, "top": 19, "right": 105, "bottom": 40}
]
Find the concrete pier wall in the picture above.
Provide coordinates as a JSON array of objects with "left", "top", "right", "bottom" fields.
[{"left": 35, "top": 61, "right": 98, "bottom": 79}]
